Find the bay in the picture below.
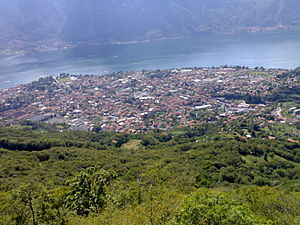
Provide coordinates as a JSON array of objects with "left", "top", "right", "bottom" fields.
[{"left": 0, "top": 30, "right": 300, "bottom": 89}]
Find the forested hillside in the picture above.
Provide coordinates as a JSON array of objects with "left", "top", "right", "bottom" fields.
[{"left": 0, "top": 118, "right": 299, "bottom": 224}]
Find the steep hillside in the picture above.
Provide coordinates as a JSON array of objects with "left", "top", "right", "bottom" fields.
[
  {"left": 0, "top": 119, "right": 299, "bottom": 224},
  {"left": 0, "top": 0, "right": 300, "bottom": 52}
]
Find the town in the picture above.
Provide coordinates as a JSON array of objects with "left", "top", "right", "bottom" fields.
[{"left": 0, "top": 67, "right": 299, "bottom": 133}]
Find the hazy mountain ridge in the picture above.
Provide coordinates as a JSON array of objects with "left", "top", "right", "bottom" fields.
[{"left": 0, "top": 0, "right": 300, "bottom": 52}]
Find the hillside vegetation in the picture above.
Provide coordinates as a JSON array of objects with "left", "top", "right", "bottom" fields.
[{"left": 0, "top": 117, "right": 299, "bottom": 224}]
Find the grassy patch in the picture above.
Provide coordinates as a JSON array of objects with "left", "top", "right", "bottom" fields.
[{"left": 121, "top": 140, "right": 143, "bottom": 151}]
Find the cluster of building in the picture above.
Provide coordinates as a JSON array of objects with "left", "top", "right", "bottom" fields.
[{"left": 0, "top": 67, "right": 298, "bottom": 133}]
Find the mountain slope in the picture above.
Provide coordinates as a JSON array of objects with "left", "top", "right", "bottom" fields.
[{"left": 0, "top": 0, "right": 300, "bottom": 50}]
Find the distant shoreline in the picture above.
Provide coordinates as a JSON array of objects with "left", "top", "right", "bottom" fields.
[
  {"left": 0, "top": 29, "right": 299, "bottom": 90},
  {"left": 0, "top": 27, "right": 299, "bottom": 57}
]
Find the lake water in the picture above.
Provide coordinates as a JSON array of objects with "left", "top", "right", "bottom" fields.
[{"left": 0, "top": 30, "right": 300, "bottom": 89}]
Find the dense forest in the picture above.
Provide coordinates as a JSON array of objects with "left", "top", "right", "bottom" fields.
[{"left": 0, "top": 117, "right": 299, "bottom": 224}]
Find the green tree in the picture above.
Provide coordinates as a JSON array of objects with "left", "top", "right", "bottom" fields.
[
  {"left": 173, "top": 188, "right": 270, "bottom": 225},
  {"left": 14, "top": 185, "right": 39, "bottom": 225},
  {"left": 66, "top": 167, "right": 117, "bottom": 216}
]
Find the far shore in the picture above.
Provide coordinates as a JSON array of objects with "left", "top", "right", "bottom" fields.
[{"left": 1, "top": 26, "right": 299, "bottom": 57}]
